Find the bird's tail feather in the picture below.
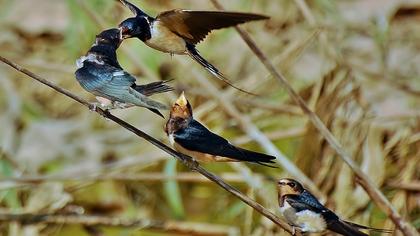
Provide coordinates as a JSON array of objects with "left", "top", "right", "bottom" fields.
[
  {"left": 234, "top": 146, "right": 277, "bottom": 167},
  {"left": 147, "top": 108, "right": 164, "bottom": 118},
  {"left": 186, "top": 44, "right": 257, "bottom": 96},
  {"left": 133, "top": 80, "right": 174, "bottom": 97},
  {"left": 343, "top": 221, "right": 393, "bottom": 234},
  {"left": 328, "top": 220, "right": 368, "bottom": 236},
  {"left": 128, "top": 87, "right": 169, "bottom": 111}
]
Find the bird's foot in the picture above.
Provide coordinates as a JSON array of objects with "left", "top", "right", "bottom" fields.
[
  {"left": 89, "top": 103, "right": 98, "bottom": 112},
  {"left": 181, "top": 154, "right": 199, "bottom": 170}
]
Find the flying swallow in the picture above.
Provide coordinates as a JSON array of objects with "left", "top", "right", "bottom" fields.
[
  {"left": 75, "top": 28, "right": 173, "bottom": 117},
  {"left": 117, "top": 0, "right": 269, "bottom": 95},
  {"left": 164, "top": 92, "right": 277, "bottom": 166},
  {"left": 277, "top": 178, "right": 392, "bottom": 236}
]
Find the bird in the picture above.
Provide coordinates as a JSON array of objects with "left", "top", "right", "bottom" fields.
[
  {"left": 75, "top": 28, "right": 173, "bottom": 117},
  {"left": 277, "top": 178, "right": 392, "bottom": 236},
  {"left": 117, "top": 0, "right": 269, "bottom": 95},
  {"left": 164, "top": 92, "right": 277, "bottom": 166}
]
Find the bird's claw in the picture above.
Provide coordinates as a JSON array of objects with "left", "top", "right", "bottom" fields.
[
  {"left": 181, "top": 155, "right": 199, "bottom": 170},
  {"left": 89, "top": 103, "right": 98, "bottom": 112}
]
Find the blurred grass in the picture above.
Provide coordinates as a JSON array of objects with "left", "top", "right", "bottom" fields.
[{"left": 0, "top": 0, "right": 419, "bottom": 235}]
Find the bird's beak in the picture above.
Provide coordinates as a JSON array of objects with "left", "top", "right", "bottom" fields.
[
  {"left": 118, "top": 27, "right": 129, "bottom": 40},
  {"left": 175, "top": 91, "right": 188, "bottom": 107}
]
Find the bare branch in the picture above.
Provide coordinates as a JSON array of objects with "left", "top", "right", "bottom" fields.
[
  {"left": 0, "top": 56, "right": 296, "bottom": 235},
  {"left": 209, "top": 1, "right": 418, "bottom": 235}
]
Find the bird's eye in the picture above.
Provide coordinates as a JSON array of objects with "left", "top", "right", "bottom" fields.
[{"left": 288, "top": 182, "right": 295, "bottom": 188}]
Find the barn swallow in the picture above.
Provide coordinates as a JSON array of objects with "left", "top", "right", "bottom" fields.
[
  {"left": 75, "top": 28, "right": 173, "bottom": 117},
  {"left": 117, "top": 0, "right": 269, "bottom": 95},
  {"left": 164, "top": 92, "right": 276, "bottom": 166},
  {"left": 277, "top": 178, "right": 392, "bottom": 236}
]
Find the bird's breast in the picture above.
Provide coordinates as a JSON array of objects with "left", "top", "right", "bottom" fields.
[
  {"left": 76, "top": 53, "right": 104, "bottom": 69},
  {"left": 280, "top": 201, "right": 327, "bottom": 233},
  {"left": 145, "top": 21, "right": 187, "bottom": 54}
]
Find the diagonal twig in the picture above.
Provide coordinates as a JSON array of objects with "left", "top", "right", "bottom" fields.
[
  {"left": 209, "top": 1, "right": 418, "bottom": 235},
  {"left": 0, "top": 56, "right": 297, "bottom": 235}
]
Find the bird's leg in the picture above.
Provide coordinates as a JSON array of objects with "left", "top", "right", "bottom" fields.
[
  {"left": 95, "top": 96, "right": 114, "bottom": 110},
  {"left": 89, "top": 102, "right": 98, "bottom": 112}
]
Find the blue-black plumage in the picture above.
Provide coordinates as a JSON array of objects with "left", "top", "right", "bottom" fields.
[
  {"left": 164, "top": 92, "right": 276, "bottom": 166},
  {"left": 117, "top": 0, "right": 269, "bottom": 95},
  {"left": 277, "top": 178, "right": 393, "bottom": 235},
  {"left": 75, "top": 28, "right": 173, "bottom": 117}
]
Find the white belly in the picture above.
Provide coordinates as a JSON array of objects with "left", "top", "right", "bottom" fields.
[
  {"left": 280, "top": 201, "right": 327, "bottom": 233},
  {"left": 145, "top": 21, "right": 186, "bottom": 54}
]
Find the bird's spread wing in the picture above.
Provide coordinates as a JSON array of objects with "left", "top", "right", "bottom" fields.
[
  {"left": 173, "top": 120, "right": 275, "bottom": 164},
  {"left": 157, "top": 10, "right": 269, "bottom": 44},
  {"left": 119, "top": 0, "right": 149, "bottom": 17}
]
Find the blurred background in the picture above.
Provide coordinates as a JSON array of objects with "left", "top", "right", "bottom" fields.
[{"left": 0, "top": 0, "right": 419, "bottom": 235}]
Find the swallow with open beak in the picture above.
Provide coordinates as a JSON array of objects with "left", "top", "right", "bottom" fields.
[
  {"left": 75, "top": 28, "right": 173, "bottom": 117},
  {"left": 277, "top": 178, "right": 392, "bottom": 236},
  {"left": 117, "top": 0, "right": 269, "bottom": 95},
  {"left": 164, "top": 92, "right": 276, "bottom": 166}
]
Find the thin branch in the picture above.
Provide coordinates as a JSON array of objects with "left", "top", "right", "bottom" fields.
[
  {"left": 188, "top": 64, "right": 325, "bottom": 200},
  {"left": 387, "top": 181, "right": 420, "bottom": 192},
  {"left": 0, "top": 56, "right": 296, "bottom": 235},
  {"left": 209, "top": 1, "right": 418, "bottom": 235},
  {"left": 0, "top": 172, "right": 248, "bottom": 185},
  {"left": 0, "top": 213, "right": 239, "bottom": 236}
]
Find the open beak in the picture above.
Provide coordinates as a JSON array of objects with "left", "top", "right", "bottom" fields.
[
  {"left": 118, "top": 26, "right": 130, "bottom": 40},
  {"left": 175, "top": 91, "right": 188, "bottom": 107}
]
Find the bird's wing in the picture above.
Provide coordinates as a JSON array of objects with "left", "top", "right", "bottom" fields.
[
  {"left": 328, "top": 221, "right": 368, "bottom": 236},
  {"left": 343, "top": 221, "right": 393, "bottom": 233},
  {"left": 75, "top": 62, "right": 134, "bottom": 97},
  {"left": 119, "top": 0, "right": 149, "bottom": 17},
  {"left": 173, "top": 120, "right": 275, "bottom": 164},
  {"left": 157, "top": 10, "right": 269, "bottom": 44},
  {"left": 285, "top": 191, "right": 338, "bottom": 219}
]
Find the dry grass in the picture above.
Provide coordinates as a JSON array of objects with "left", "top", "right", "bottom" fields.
[{"left": 0, "top": 0, "right": 419, "bottom": 235}]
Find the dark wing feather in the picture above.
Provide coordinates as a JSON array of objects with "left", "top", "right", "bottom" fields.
[
  {"left": 119, "top": 0, "right": 149, "bottom": 17},
  {"left": 343, "top": 221, "right": 393, "bottom": 233},
  {"left": 157, "top": 10, "right": 269, "bottom": 44},
  {"left": 328, "top": 221, "right": 368, "bottom": 236},
  {"left": 75, "top": 61, "right": 135, "bottom": 99},
  {"left": 286, "top": 191, "right": 339, "bottom": 220},
  {"left": 173, "top": 120, "right": 275, "bottom": 164}
]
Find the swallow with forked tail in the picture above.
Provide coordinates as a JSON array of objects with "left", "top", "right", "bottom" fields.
[
  {"left": 164, "top": 92, "right": 276, "bottom": 166},
  {"left": 75, "top": 28, "right": 173, "bottom": 117},
  {"left": 117, "top": 0, "right": 269, "bottom": 95},
  {"left": 277, "top": 178, "right": 393, "bottom": 236}
]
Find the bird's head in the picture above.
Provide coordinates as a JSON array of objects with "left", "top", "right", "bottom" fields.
[
  {"left": 119, "top": 17, "right": 151, "bottom": 41},
  {"left": 277, "top": 178, "right": 304, "bottom": 196},
  {"left": 165, "top": 92, "right": 193, "bottom": 134},
  {"left": 95, "top": 28, "right": 122, "bottom": 48}
]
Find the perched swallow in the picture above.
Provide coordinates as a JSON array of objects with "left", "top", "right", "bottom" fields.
[
  {"left": 117, "top": 0, "right": 269, "bottom": 95},
  {"left": 277, "top": 178, "right": 392, "bottom": 236},
  {"left": 75, "top": 28, "right": 173, "bottom": 117},
  {"left": 164, "top": 92, "right": 276, "bottom": 166}
]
